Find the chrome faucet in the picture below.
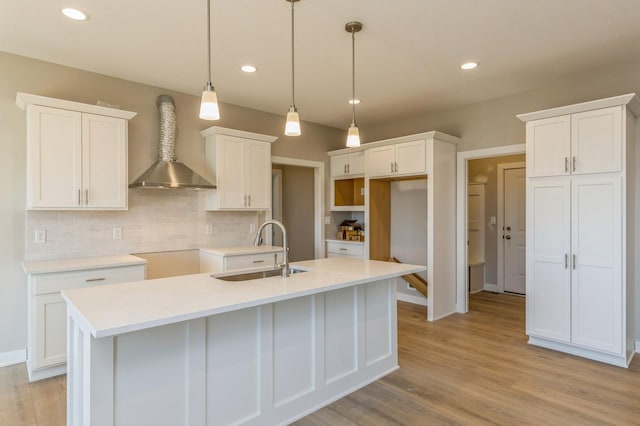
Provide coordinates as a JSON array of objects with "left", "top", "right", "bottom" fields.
[{"left": 253, "top": 220, "right": 289, "bottom": 277}]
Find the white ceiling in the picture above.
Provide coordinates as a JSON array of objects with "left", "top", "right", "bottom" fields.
[{"left": 2, "top": 0, "right": 640, "bottom": 130}]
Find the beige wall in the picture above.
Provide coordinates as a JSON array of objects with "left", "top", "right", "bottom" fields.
[
  {"left": 468, "top": 154, "right": 525, "bottom": 286},
  {"left": 0, "top": 51, "right": 344, "bottom": 357}
]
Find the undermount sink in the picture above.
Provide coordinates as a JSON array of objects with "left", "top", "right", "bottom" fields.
[{"left": 212, "top": 266, "right": 307, "bottom": 282}]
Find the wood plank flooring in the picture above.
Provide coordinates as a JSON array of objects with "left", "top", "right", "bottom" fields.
[{"left": 1, "top": 292, "right": 639, "bottom": 425}]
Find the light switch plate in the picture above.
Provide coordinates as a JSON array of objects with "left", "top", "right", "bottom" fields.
[
  {"left": 490, "top": 216, "right": 497, "bottom": 225},
  {"left": 324, "top": 216, "right": 332, "bottom": 225},
  {"left": 206, "top": 224, "right": 213, "bottom": 235},
  {"left": 34, "top": 230, "right": 46, "bottom": 244},
  {"left": 112, "top": 227, "right": 122, "bottom": 240}
]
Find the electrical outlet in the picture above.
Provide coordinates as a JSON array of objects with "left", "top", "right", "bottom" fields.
[
  {"left": 249, "top": 223, "right": 256, "bottom": 233},
  {"left": 324, "top": 216, "right": 332, "bottom": 225},
  {"left": 34, "top": 230, "right": 46, "bottom": 244},
  {"left": 112, "top": 227, "right": 122, "bottom": 240},
  {"left": 205, "top": 224, "right": 213, "bottom": 235}
]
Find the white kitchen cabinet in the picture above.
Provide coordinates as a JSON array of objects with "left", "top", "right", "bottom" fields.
[
  {"left": 525, "top": 106, "right": 622, "bottom": 177},
  {"left": 326, "top": 240, "right": 364, "bottom": 258},
  {"left": 519, "top": 93, "right": 638, "bottom": 367},
  {"left": 330, "top": 151, "right": 364, "bottom": 177},
  {"left": 200, "top": 248, "right": 284, "bottom": 273},
  {"left": 17, "top": 93, "right": 136, "bottom": 210},
  {"left": 24, "top": 257, "right": 146, "bottom": 381},
  {"left": 366, "top": 139, "right": 426, "bottom": 178},
  {"left": 201, "top": 127, "right": 277, "bottom": 210}
]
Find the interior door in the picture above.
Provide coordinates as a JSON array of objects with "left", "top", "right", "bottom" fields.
[{"left": 503, "top": 167, "right": 526, "bottom": 294}]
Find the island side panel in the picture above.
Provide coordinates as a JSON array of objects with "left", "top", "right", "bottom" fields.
[{"left": 67, "top": 279, "right": 398, "bottom": 426}]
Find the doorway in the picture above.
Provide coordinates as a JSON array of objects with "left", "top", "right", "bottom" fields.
[
  {"left": 456, "top": 144, "right": 526, "bottom": 313},
  {"left": 271, "top": 156, "right": 325, "bottom": 259}
]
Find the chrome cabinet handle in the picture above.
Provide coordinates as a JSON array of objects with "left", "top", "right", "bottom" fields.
[
  {"left": 395, "top": 162, "right": 399, "bottom": 173},
  {"left": 248, "top": 195, "right": 251, "bottom": 207},
  {"left": 572, "top": 156, "right": 577, "bottom": 172},
  {"left": 78, "top": 189, "right": 81, "bottom": 206},
  {"left": 85, "top": 189, "right": 88, "bottom": 205},
  {"left": 253, "top": 259, "right": 264, "bottom": 264},
  {"left": 391, "top": 162, "right": 394, "bottom": 173},
  {"left": 347, "top": 164, "right": 350, "bottom": 174},
  {"left": 565, "top": 157, "right": 569, "bottom": 173},
  {"left": 339, "top": 248, "right": 348, "bottom": 251},
  {"left": 243, "top": 195, "right": 247, "bottom": 207},
  {"left": 85, "top": 277, "right": 105, "bottom": 282},
  {"left": 344, "top": 164, "right": 347, "bottom": 174},
  {"left": 564, "top": 254, "right": 568, "bottom": 269},
  {"left": 572, "top": 254, "right": 577, "bottom": 270}
]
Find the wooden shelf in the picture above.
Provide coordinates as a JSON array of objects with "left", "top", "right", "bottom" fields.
[{"left": 333, "top": 177, "right": 364, "bottom": 208}]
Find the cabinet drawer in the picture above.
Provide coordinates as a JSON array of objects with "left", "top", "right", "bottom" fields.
[
  {"left": 326, "top": 241, "right": 364, "bottom": 257},
  {"left": 32, "top": 265, "right": 145, "bottom": 295},
  {"left": 224, "top": 252, "right": 282, "bottom": 271}
]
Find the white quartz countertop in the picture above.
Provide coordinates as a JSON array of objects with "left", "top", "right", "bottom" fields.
[
  {"left": 22, "top": 254, "right": 147, "bottom": 274},
  {"left": 63, "top": 257, "right": 425, "bottom": 339},
  {"left": 200, "top": 245, "right": 283, "bottom": 256}
]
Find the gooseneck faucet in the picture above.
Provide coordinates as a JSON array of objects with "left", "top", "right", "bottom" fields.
[{"left": 253, "top": 220, "right": 289, "bottom": 277}]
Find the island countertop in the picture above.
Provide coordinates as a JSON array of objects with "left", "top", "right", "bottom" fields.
[{"left": 62, "top": 257, "right": 425, "bottom": 339}]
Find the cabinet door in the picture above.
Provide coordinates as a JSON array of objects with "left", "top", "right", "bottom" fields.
[
  {"left": 526, "top": 116, "right": 571, "bottom": 178},
  {"left": 27, "top": 105, "right": 82, "bottom": 208},
  {"left": 34, "top": 293, "right": 67, "bottom": 368},
  {"left": 395, "top": 140, "right": 426, "bottom": 175},
  {"left": 82, "top": 114, "right": 127, "bottom": 209},
  {"left": 348, "top": 152, "right": 365, "bottom": 175},
  {"left": 366, "top": 146, "right": 395, "bottom": 177},
  {"left": 571, "top": 106, "right": 622, "bottom": 175},
  {"left": 245, "top": 140, "right": 271, "bottom": 209},
  {"left": 526, "top": 179, "right": 571, "bottom": 342},
  {"left": 330, "top": 155, "right": 350, "bottom": 177},
  {"left": 570, "top": 176, "right": 622, "bottom": 354},
  {"left": 217, "top": 135, "right": 245, "bottom": 208}
]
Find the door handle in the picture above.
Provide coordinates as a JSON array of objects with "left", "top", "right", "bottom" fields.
[
  {"left": 344, "top": 164, "right": 347, "bottom": 174},
  {"left": 395, "top": 162, "right": 399, "bottom": 173},
  {"left": 565, "top": 254, "right": 568, "bottom": 269},
  {"left": 572, "top": 254, "right": 577, "bottom": 270},
  {"left": 565, "top": 157, "right": 569, "bottom": 173},
  {"left": 390, "top": 162, "right": 394, "bottom": 173},
  {"left": 85, "top": 189, "right": 89, "bottom": 205},
  {"left": 506, "top": 226, "right": 511, "bottom": 231},
  {"left": 572, "top": 156, "right": 577, "bottom": 172},
  {"left": 505, "top": 235, "right": 511, "bottom": 240},
  {"left": 347, "top": 164, "right": 350, "bottom": 174},
  {"left": 248, "top": 195, "right": 251, "bottom": 207}
]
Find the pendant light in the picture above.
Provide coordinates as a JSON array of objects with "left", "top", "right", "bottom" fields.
[
  {"left": 284, "top": 0, "right": 301, "bottom": 136},
  {"left": 345, "top": 21, "right": 362, "bottom": 147},
  {"left": 199, "top": 0, "right": 220, "bottom": 120}
]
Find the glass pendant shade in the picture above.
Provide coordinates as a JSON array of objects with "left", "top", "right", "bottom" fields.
[
  {"left": 285, "top": 109, "right": 301, "bottom": 136},
  {"left": 346, "top": 124, "right": 360, "bottom": 147},
  {"left": 199, "top": 84, "right": 220, "bottom": 120}
]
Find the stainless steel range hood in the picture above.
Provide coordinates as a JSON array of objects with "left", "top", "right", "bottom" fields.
[{"left": 129, "top": 95, "right": 215, "bottom": 190}]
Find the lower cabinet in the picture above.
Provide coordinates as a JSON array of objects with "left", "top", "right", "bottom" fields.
[
  {"left": 200, "top": 249, "right": 284, "bottom": 273},
  {"left": 27, "top": 264, "right": 145, "bottom": 381},
  {"left": 326, "top": 240, "right": 364, "bottom": 258}
]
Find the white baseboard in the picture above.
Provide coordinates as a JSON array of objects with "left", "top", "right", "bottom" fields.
[
  {"left": 397, "top": 293, "right": 427, "bottom": 306},
  {"left": 469, "top": 288, "right": 484, "bottom": 294},
  {"left": 483, "top": 282, "right": 499, "bottom": 292},
  {"left": 0, "top": 349, "right": 26, "bottom": 368}
]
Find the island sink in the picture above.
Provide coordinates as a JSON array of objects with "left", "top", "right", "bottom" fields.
[{"left": 212, "top": 266, "right": 307, "bottom": 281}]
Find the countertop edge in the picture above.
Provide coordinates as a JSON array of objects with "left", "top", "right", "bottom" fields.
[{"left": 22, "top": 255, "right": 148, "bottom": 275}]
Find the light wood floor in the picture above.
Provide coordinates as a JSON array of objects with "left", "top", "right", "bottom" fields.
[{"left": 2, "top": 292, "right": 639, "bottom": 425}]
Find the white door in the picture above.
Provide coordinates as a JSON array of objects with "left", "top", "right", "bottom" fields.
[
  {"left": 526, "top": 179, "right": 571, "bottom": 342},
  {"left": 330, "top": 154, "right": 349, "bottom": 177},
  {"left": 35, "top": 293, "right": 67, "bottom": 368},
  {"left": 217, "top": 135, "right": 245, "bottom": 208},
  {"left": 366, "top": 145, "right": 395, "bottom": 177},
  {"left": 395, "top": 140, "right": 426, "bottom": 175},
  {"left": 347, "top": 152, "right": 365, "bottom": 175},
  {"left": 570, "top": 175, "right": 622, "bottom": 354},
  {"left": 82, "top": 113, "right": 127, "bottom": 209},
  {"left": 245, "top": 140, "right": 271, "bottom": 209},
  {"left": 525, "top": 115, "right": 571, "bottom": 178},
  {"left": 503, "top": 168, "right": 526, "bottom": 294},
  {"left": 571, "top": 106, "right": 622, "bottom": 175}
]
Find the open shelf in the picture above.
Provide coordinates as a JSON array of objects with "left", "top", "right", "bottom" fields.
[{"left": 332, "top": 177, "right": 364, "bottom": 210}]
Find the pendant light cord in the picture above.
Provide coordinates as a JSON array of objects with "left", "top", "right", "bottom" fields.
[
  {"left": 207, "top": 0, "right": 212, "bottom": 83},
  {"left": 290, "top": 0, "right": 296, "bottom": 108},
  {"left": 351, "top": 29, "right": 356, "bottom": 126}
]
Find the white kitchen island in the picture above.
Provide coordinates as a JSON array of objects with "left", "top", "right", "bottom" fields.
[{"left": 62, "top": 257, "right": 425, "bottom": 426}]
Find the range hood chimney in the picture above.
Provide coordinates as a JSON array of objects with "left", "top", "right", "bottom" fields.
[{"left": 129, "top": 95, "right": 215, "bottom": 190}]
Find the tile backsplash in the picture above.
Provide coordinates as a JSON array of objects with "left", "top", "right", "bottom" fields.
[{"left": 25, "top": 190, "right": 260, "bottom": 260}]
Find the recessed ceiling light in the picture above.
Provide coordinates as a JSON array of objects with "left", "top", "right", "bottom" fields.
[
  {"left": 61, "top": 8, "right": 89, "bottom": 21},
  {"left": 348, "top": 99, "right": 361, "bottom": 105},
  {"left": 241, "top": 65, "right": 257, "bottom": 73},
  {"left": 460, "top": 62, "right": 478, "bottom": 70}
]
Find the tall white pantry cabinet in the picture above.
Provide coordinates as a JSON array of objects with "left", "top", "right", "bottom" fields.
[{"left": 518, "top": 94, "right": 639, "bottom": 367}]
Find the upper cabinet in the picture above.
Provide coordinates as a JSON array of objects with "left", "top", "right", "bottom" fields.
[
  {"left": 16, "top": 93, "right": 137, "bottom": 210},
  {"left": 330, "top": 152, "right": 364, "bottom": 177},
  {"left": 366, "top": 139, "right": 426, "bottom": 178},
  {"left": 524, "top": 105, "right": 623, "bottom": 177},
  {"left": 201, "top": 126, "right": 277, "bottom": 211}
]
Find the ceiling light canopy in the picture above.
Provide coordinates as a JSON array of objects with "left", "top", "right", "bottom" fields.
[
  {"left": 241, "top": 65, "right": 257, "bottom": 73},
  {"left": 61, "top": 8, "right": 89, "bottom": 21},
  {"left": 284, "top": 0, "right": 301, "bottom": 136},
  {"left": 345, "top": 21, "right": 362, "bottom": 148},
  {"left": 460, "top": 62, "right": 478, "bottom": 70},
  {"left": 199, "top": 0, "right": 220, "bottom": 120}
]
